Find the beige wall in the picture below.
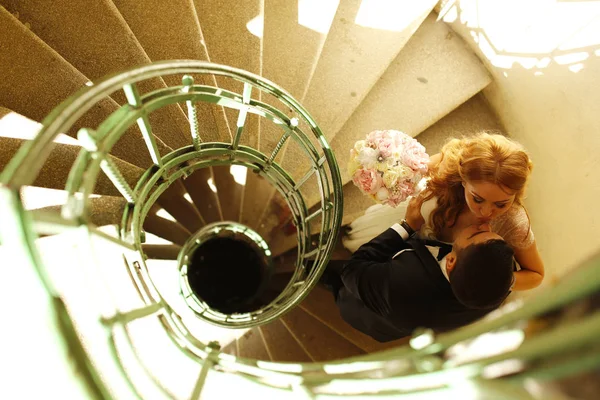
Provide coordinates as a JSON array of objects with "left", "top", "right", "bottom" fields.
[{"left": 440, "top": 1, "right": 600, "bottom": 285}]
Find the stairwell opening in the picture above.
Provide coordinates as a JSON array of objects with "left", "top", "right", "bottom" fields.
[{"left": 186, "top": 236, "right": 267, "bottom": 314}]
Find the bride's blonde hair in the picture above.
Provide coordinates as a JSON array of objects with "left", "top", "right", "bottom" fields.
[{"left": 424, "top": 132, "right": 533, "bottom": 237}]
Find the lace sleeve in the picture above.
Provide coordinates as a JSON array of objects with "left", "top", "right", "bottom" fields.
[{"left": 492, "top": 205, "right": 535, "bottom": 250}]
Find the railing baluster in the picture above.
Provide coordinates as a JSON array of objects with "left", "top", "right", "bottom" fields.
[
  {"left": 189, "top": 342, "right": 220, "bottom": 400},
  {"left": 294, "top": 168, "right": 316, "bottom": 191},
  {"left": 267, "top": 131, "right": 290, "bottom": 165},
  {"left": 100, "top": 157, "right": 137, "bottom": 203},
  {"left": 87, "top": 225, "right": 137, "bottom": 251},
  {"left": 182, "top": 75, "right": 202, "bottom": 151},
  {"left": 123, "top": 83, "right": 163, "bottom": 167},
  {"left": 231, "top": 82, "right": 252, "bottom": 150},
  {"left": 304, "top": 247, "right": 320, "bottom": 259},
  {"left": 101, "top": 302, "right": 163, "bottom": 325},
  {"left": 77, "top": 128, "right": 137, "bottom": 203},
  {"left": 317, "top": 155, "right": 327, "bottom": 167},
  {"left": 305, "top": 208, "right": 323, "bottom": 223}
]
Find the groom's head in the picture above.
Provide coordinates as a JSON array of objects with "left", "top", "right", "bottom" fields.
[{"left": 445, "top": 223, "right": 515, "bottom": 309}]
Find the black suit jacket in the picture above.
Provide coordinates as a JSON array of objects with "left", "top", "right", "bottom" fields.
[{"left": 337, "top": 227, "right": 497, "bottom": 342}]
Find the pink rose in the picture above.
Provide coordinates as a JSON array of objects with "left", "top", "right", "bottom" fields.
[
  {"left": 377, "top": 136, "right": 396, "bottom": 158},
  {"left": 395, "top": 179, "right": 415, "bottom": 198},
  {"left": 393, "top": 132, "right": 410, "bottom": 148},
  {"left": 366, "top": 130, "right": 387, "bottom": 144},
  {"left": 401, "top": 139, "right": 429, "bottom": 171},
  {"left": 352, "top": 168, "right": 383, "bottom": 195}
]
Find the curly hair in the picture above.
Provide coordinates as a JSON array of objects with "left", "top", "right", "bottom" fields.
[{"left": 423, "top": 133, "right": 533, "bottom": 238}]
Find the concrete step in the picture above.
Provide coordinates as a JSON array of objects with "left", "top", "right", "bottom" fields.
[
  {"left": 2, "top": 0, "right": 191, "bottom": 150},
  {"left": 210, "top": 165, "right": 243, "bottom": 223},
  {"left": 301, "top": 0, "right": 437, "bottom": 142},
  {"left": 221, "top": 340, "right": 238, "bottom": 357},
  {"left": 182, "top": 168, "right": 223, "bottom": 225},
  {"left": 193, "top": 0, "right": 260, "bottom": 149},
  {"left": 259, "top": 319, "right": 312, "bottom": 363},
  {"left": 280, "top": 305, "right": 365, "bottom": 362},
  {"left": 0, "top": 107, "right": 145, "bottom": 195},
  {"left": 300, "top": 285, "right": 409, "bottom": 353},
  {"left": 26, "top": 194, "right": 127, "bottom": 228},
  {"left": 237, "top": 328, "right": 271, "bottom": 361},
  {"left": 112, "top": 0, "right": 231, "bottom": 144},
  {"left": 156, "top": 180, "right": 205, "bottom": 233},
  {"left": 144, "top": 205, "right": 192, "bottom": 246},
  {"left": 141, "top": 244, "right": 182, "bottom": 260},
  {"left": 0, "top": 8, "right": 171, "bottom": 168}
]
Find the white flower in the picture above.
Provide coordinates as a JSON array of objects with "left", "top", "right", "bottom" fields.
[
  {"left": 356, "top": 147, "right": 378, "bottom": 169},
  {"left": 375, "top": 187, "right": 389, "bottom": 201}
]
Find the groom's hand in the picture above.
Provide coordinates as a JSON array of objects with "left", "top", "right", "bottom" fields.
[{"left": 405, "top": 194, "right": 425, "bottom": 231}]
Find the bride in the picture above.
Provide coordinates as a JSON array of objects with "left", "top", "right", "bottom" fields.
[{"left": 343, "top": 133, "right": 545, "bottom": 291}]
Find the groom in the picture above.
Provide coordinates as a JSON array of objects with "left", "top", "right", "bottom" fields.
[{"left": 326, "top": 200, "right": 515, "bottom": 342}]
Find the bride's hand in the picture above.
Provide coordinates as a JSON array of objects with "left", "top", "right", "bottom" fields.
[{"left": 405, "top": 194, "right": 426, "bottom": 231}]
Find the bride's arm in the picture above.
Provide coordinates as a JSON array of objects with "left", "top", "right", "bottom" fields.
[{"left": 512, "top": 242, "right": 545, "bottom": 290}]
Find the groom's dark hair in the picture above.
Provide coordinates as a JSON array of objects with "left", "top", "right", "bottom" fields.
[{"left": 450, "top": 239, "right": 515, "bottom": 309}]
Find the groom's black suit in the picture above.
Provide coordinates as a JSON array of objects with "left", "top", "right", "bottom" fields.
[{"left": 335, "top": 227, "right": 498, "bottom": 342}]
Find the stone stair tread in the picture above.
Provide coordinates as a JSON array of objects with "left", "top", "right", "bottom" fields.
[
  {"left": 300, "top": 285, "right": 409, "bottom": 354},
  {"left": 237, "top": 328, "right": 271, "bottom": 361},
  {"left": 144, "top": 207, "right": 192, "bottom": 247},
  {"left": 193, "top": 0, "right": 260, "bottom": 149},
  {"left": 112, "top": 0, "right": 231, "bottom": 144},
  {"left": 259, "top": 319, "right": 312, "bottom": 363},
  {"left": 0, "top": 136, "right": 143, "bottom": 197},
  {"left": 211, "top": 165, "right": 243, "bottom": 223},
  {"left": 3, "top": 0, "right": 192, "bottom": 150},
  {"left": 301, "top": 0, "right": 438, "bottom": 142},
  {"left": 141, "top": 244, "right": 181, "bottom": 260},
  {"left": 280, "top": 306, "right": 365, "bottom": 362},
  {"left": 182, "top": 168, "right": 223, "bottom": 224},
  {"left": 157, "top": 180, "right": 205, "bottom": 233},
  {"left": 222, "top": 340, "right": 238, "bottom": 357}
]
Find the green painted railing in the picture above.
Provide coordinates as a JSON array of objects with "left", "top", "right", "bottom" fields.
[{"left": 0, "top": 61, "right": 598, "bottom": 399}]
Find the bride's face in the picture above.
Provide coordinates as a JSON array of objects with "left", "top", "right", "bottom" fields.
[{"left": 463, "top": 181, "right": 516, "bottom": 222}]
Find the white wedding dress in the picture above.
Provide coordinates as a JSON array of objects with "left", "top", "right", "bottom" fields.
[{"left": 342, "top": 197, "right": 439, "bottom": 253}]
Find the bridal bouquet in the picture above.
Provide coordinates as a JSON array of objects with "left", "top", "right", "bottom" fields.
[{"left": 349, "top": 130, "right": 429, "bottom": 207}]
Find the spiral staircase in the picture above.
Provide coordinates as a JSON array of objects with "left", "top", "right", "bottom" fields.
[{"left": 1, "top": 1, "right": 600, "bottom": 399}]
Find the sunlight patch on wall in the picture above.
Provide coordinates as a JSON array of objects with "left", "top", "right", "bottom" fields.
[
  {"left": 355, "top": 0, "right": 435, "bottom": 32},
  {"left": 554, "top": 52, "right": 589, "bottom": 65},
  {"left": 568, "top": 63, "right": 585, "bottom": 73},
  {"left": 456, "top": 0, "right": 600, "bottom": 72},
  {"left": 183, "top": 193, "right": 193, "bottom": 204},
  {"left": 298, "top": 0, "right": 339, "bottom": 34},
  {"left": 439, "top": 2, "right": 458, "bottom": 23}
]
